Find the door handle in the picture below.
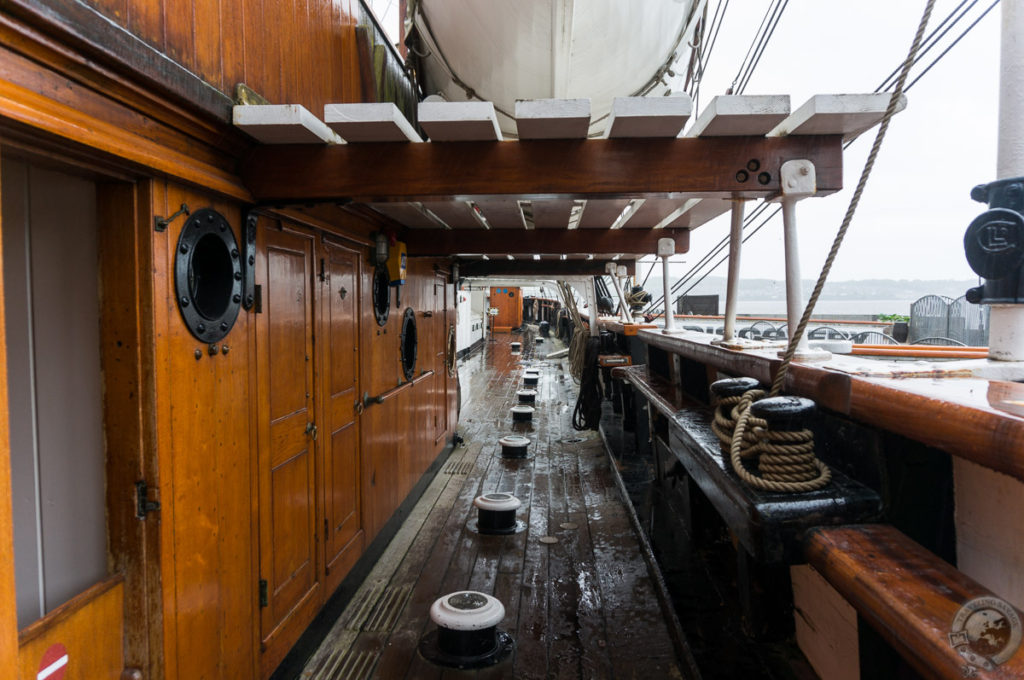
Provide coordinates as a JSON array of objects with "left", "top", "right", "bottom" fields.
[{"left": 305, "top": 422, "right": 318, "bottom": 440}]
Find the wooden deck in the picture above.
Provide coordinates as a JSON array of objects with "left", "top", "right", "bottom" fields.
[{"left": 301, "top": 334, "right": 688, "bottom": 679}]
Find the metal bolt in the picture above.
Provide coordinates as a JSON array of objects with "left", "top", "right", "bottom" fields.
[
  {"left": 231, "top": 248, "right": 239, "bottom": 258},
  {"left": 799, "top": 165, "right": 810, "bottom": 176},
  {"left": 180, "top": 244, "right": 189, "bottom": 254},
  {"left": 220, "top": 322, "right": 228, "bottom": 331},
  {"left": 234, "top": 272, "right": 242, "bottom": 281},
  {"left": 219, "top": 223, "right": 226, "bottom": 231},
  {"left": 194, "top": 348, "right": 202, "bottom": 360},
  {"left": 757, "top": 172, "right": 772, "bottom": 185},
  {"left": 735, "top": 170, "right": 749, "bottom": 183},
  {"left": 207, "top": 213, "right": 214, "bottom": 222},
  {"left": 248, "top": 255, "right": 255, "bottom": 266},
  {"left": 180, "top": 296, "right": 190, "bottom": 307},
  {"left": 233, "top": 294, "right": 241, "bottom": 303},
  {"left": 747, "top": 159, "right": 761, "bottom": 172},
  {"left": 208, "top": 344, "right": 219, "bottom": 356},
  {"left": 197, "top": 323, "right": 206, "bottom": 333},
  {"left": 245, "top": 295, "right": 254, "bottom": 306},
  {"left": 221, "top": 345, "right": 230, "bottom": 355}
]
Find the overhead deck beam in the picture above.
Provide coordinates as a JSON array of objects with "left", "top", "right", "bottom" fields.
[
  {"left": 403, "top": 227, "right": 688, "bottom": 257},
  {"left": 458, "top": 259, "right": 635, "bottom": 277},
  {"left": 242, "top": 136, "right": 843, "bottom": 203}
]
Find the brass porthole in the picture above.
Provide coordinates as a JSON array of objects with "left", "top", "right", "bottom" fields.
[{"left": 174, "top": 208, "right": 242, "bottom": 343}]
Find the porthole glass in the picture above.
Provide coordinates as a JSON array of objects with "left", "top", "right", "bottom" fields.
[
  {"left": 174, "top": 208, "right": 242, "bottom": 342},
  {"left": 400, "top": 307, "right": 417, "bottom": 381}
]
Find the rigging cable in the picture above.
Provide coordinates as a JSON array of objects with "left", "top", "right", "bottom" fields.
[
  {"left": 648, "top": 0, "right": 996, "bottom": 317},
  {"left": 768, "top": 0, "right": 937, "bottom": 398},
  {"left": 733, "top": 0, "right": 790, "bottom": 95}
]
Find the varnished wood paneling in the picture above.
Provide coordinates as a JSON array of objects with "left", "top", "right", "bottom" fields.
[
  {"left": 255, "top": 224, "right": 321, "bottom": 675},
  {"left": 320, "top": 240, "right": 364, "bottom": 593},
  {"left": 0, "top": 148, "right": 20, "bottom": 676},
  {"left": 18, "top": 577, "right": 124, "bottom": 679},
  {"left": 154, "top": 183, "right": 255, "bottom": 680},
  {"left": 97, "top": 180, "right": 157, "bottom": 677}
]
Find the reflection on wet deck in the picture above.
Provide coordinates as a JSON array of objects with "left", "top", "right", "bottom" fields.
[{"left": 302, "top": 334, "right": 685, "bottom": 679}]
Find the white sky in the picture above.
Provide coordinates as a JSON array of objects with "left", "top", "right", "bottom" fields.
[
  {"left": 370, "top": 0, "right": 1001, "bottom": 282},
  {"left": 666, "top": 0, "right": 1001, "bottom": 281}
]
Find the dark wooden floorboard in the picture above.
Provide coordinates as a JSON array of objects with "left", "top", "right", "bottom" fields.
[{"left": 304, "top": 334, "right": 685, "bottom": 680}]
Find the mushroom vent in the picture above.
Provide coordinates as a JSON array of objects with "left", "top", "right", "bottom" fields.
[
  {"left": 472, "top": 493, "right": 524, "bottom": 535},
  {"left": 419, "top": 591, "right": 514, "bottom": 668},
  {"left": 498, "top": 435, "right": 530, "bottom": 458},
  {"left": 523, "top": 372, "right": 539, "bottom": 386},
  {"left": 535, "top": 336, "right": 543, "bottom": 343},
  {"left": 510, "top": 341, "right": 522, "bottom": 352},
  {"left": 510, "top": 405, "right": 534, "bottom": 422},
  {"left": 517, "top": 389, "right": 537, "bottom": 404}
]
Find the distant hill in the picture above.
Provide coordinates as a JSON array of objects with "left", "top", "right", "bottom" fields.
[{"left": 639, "top": 276, "right": 975, "bottom": 301}]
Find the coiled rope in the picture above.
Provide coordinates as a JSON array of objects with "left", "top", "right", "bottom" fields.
[{"left": 726, "top": 0, "right": 936, "bottom": 493}]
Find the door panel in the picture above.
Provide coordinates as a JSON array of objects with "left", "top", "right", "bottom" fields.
[
  {"left": 321, "top": 242, "right": 362, "bottom": 583},
  {"left": 256, "top": 225, "right": 319, "bottom": 667}
]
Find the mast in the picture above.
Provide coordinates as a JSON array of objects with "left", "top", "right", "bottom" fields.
[{"left": 988, "top": 0, "right": 1024, "bottom": 359}]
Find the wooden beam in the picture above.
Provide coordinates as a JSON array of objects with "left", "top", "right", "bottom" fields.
[
  {"left": 458, "top": 258, "right": 636, "bottom": 278},
  {"left": 404, "top": 227, "right": 688, "bottom": 256},
  {"left": 242, "top": 136, "right": 843, "bottom": 203},
  {"left": 806, "top": 525, "right": 1024, "bottom": 680}
]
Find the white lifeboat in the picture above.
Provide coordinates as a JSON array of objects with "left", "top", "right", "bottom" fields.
[{"left": 410, "top": 0, "right": 703, "bottom": 137}]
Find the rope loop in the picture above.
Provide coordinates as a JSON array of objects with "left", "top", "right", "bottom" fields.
[{"left": 726, "top": 388, "right": 831, "bottom": 493}]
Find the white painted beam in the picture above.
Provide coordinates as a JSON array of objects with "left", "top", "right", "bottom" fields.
[
  {"left": 767, "top": 93, "right": 907, "bottom": 140},
  {"left": 604, "top": 95, "right": 693, "bottom": 138},
  {"left": 685, "top": 95, "right": 791, "bottom": 137},
  {"left": 233, "top": 104, "right": 342, "bottom": 144},
  {"left": 323, "top": 103, "right": 422, "bottom": 142},
  {"left": 418, "top": 101, "right": 503, "bottom": 141},
  {"left": 514, "top": 99, "right": 591, "bottom": 139}
]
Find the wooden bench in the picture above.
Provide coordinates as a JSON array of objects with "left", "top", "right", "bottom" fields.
[
  {"left": 806, "top": 524, "right": 1024, "bottom": 679},
  {"left": 614, "top": 365, "right": 882, "bottom": 563}
]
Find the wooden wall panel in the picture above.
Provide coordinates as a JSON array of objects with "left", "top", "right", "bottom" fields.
[
  {"left": 17, "top": 577, "right": 125, "bottom": 679},
  {"left": 153, "top": 181, "right": 255, "bottom": 680},
  {"left": 74, "top": 0, "right": 367, "bottom": 111},
  {"left": 0, "top": 148, "right": 20, "bottom": 677}
]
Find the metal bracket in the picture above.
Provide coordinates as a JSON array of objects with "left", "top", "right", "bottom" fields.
[
  {"left": 242, "top": 210, "right": 258, "bottom": 310},
  {"left": 135, "top": 480, "right": 160, "bottom": 519},
  {"left": 154, "top": 203, "right": 189, "bottom": 232}
]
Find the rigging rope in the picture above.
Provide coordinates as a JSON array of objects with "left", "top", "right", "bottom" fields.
[
  {"left": 768, "top": 0, "right": 936, "bottom": 399},
  {"left": 650, "top": 0, "right": 989, "bottom": 319},
  {"left": 718, "top": 0, "right": 936, "bottom": 494}
]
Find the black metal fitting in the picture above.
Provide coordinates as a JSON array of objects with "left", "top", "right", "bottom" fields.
[
  {"left": 750, "top": 396, "right": 816, "bottom": 432},
  {"left": 709, "top": 377, "right": 761, "bottom": 400},
  {"left": 964, "top": 177, "right": 1024, "bottom": 304}
]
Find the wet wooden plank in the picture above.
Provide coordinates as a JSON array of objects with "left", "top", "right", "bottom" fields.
[{"left": 305, "top": 336, "right": 685, "bottom": 679}]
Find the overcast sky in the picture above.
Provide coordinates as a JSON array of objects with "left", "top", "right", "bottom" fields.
[
  {"left": 657, "top": 0, "right": 1001, "bottom": 282},
  {"left": 373, "top": 1, "right": 1001, "bottom": 282}
]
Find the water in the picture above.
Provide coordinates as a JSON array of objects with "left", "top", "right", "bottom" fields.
[{"left": 734, "top": 299, "right": 913, "bottom": 318}]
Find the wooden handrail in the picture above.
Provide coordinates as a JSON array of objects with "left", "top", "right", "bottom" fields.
[{"left": 806, "top": 525, "right": 1024, "bottom": 680}]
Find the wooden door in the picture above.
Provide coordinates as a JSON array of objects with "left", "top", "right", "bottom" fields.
[
  {"left": 433, "top": 275, "right": 448, "bottom": 444},
  {"left": 255, "top": 224, "right": 321, "bottom": 675},
  {"left": 319, "top": 239, "right": 364, "bottom": 594}
]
